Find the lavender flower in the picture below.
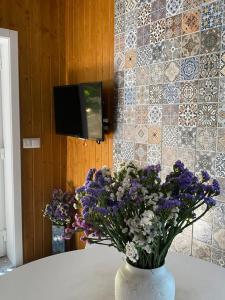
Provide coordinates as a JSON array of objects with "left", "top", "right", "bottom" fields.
[{"left": 70, "top": 161, "right": 219, "bottom": 269}]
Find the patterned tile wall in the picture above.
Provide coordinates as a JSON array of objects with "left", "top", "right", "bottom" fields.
[{"left": 114, "top": 0, "right": 225, "bottom": 267}]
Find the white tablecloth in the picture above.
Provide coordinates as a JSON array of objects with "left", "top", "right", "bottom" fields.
[{"left": 0, "top": 246, "right": 225, "bottom": 300}]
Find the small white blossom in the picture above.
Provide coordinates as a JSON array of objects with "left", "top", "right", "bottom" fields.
[{"left": 125, "top": 242, "right": 139, "bottom": 263}]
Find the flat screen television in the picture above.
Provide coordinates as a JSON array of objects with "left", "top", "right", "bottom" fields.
[{"left": 54, "top": 82, "right": 103, "bottom": 141}]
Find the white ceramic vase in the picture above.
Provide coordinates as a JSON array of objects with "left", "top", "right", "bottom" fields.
[{"left": 115, "top": 262, "right": 175, "bottom": 300}]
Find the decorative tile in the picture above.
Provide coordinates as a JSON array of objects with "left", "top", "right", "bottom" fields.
[
  {"left": 135, "top": 125, "right": 148, "bottom": 143},
  {"left": 212, "top": 248, "right": 225, "bottom": 267},
  {"left": 115, "top": 33, "right": 125, "bottom": 54},
  {"left": 137, "top": 25, "right": 150, "bottom": 47},
  {"left": 198, "top": 103, "right": 218, "bottom": 127},
  {"left": 179, "top": 104, "right": 198, "bottom": 127},
  {"left": 192, "top": 240, "right": 212, "bottom": 262},
  {"left": 114, "top": 106, "right": 124, "bottom": 123},
  {"left": 183, "top": 0, "right": 202, "bottom": 11},
  {"left": 137, "top": 45, "right": 153, "bottom": 66},
  {"left": 136, "top": 85, "right": 149, "bottom": 104},
  {"left": 201, "top": 1, "right": 222, "bottom": 30},
  {"left": 152, "top": 42, "right": 165, "bottom": 63},
  {"left": 182, "top": 10, "right": 200, "bottom": 34},
  {"left": 181, "top": 57, "right": 199, "bottom": 80},
  {"left": 151, "top": 8, "right": 166, "bottom": 22},
  {"left": 114, "top": 122, "right": 123, "bottom": 140},
  {"left": 215, "top": 177, "right": 225, "bottom": 203},
  {"left": 195, "top": 150, "right": 216, "bottom": 175},
  {"left": 152, "top": 0, "right": 167, "bottom": 12},
  {"left": 115, "top": 71, "right": 124, "bottom": 88},
  {"left": 123, "top": 105, "right": 136, "bottom": 124},
  {"left": 164, "top": 61, "right": 180, "bottom": 82},
  {"left": 115, "top": 0, "right": 125, "bottom": 17},
  {"left": 196, "top": 127, "right": 217, "bottom": 151},
  {"left": 166, "top": 0, "right": 183, "bottom": 16},
  {"left": 213, "top": 228, "right": 225, "bottom": 251},
  {"left": 135, "top": 143, "right": 147, "bottom": 161},
  {"left": 115, "top": 15, "right": 125, "bottom": 34},
  {"left": 163, "top": 37, "right": 181, "bottom": 61},
  {"left": 218, "top": 102, "right": 225, "bottom": 127},
  {"left": 125, "top": 0, "right": 138, "bottom": 13},
  {"left": 148, "top": 105, "right": 163, "bottom": 124},
  {"left": 178, "top": 126, "right": 196, "bottom": 148},
  {"left": 137, "top": 3, "right": 151, "bottom": 27},
  {"left": 217, "top": 128, "right": 225, "bottom": 152},
  {"left": 115, "top": 52, "right": 125, "bottom": 71},
  {"left": 125, "top": 30, "right": 137, "bottom": 49},
  {"left": 200, "top": 28, "right": 221, "bottom": 54},
  {"left": 162, "top": 146, "right": 179, "bottom": 166},
  {"left": 181, "top": 81, "right": 199, "bottom": 103},
  {"left": 177, "top": 148, "right": 196, "bottom": 170},
  {"left": 113, "top": 141, "right": 123, "bottom": 161},
  {"left": 135, "top": 105, "right": 149, "bottom": 124},
  {"left": 125, "top": 69, "right": 136, "bottom": 86},
  {"left": 147, "top": 144, "right": 161, "bottom": 164},
  {"left": 122, "top": 141, "right": 135, "bottom": 160},
  {"left": 148, "top": 127, "right": 162, "bottom": 144},
  {"left": 123, "top": 124, "right": 135, "bottom": 141},
  {"left": 162, "top": 125, "right": 179, "bottom": 146},
  {"left": 181, "top": 32, "right": 200, "bottom": 57},
  {"left": 165, "top": 14, "right": 182, "bottom": 39},
  {"left": 115, "top": 88, "right": 124, "bottom": 107},
  {"left": 136, "top": 66, "right": 149, "bottom": 85},
  {"left": 193, "top": 220, "right": 212, "bottom": 245},
  {"left": 162, "top": 104, "right": 179, "bottom": 125},
  {"left": 149, "top": 63, "right": 165, "bottom": 84},
  {"left": 171, "top": 232, "right": 192, "bottom": 255},
  {"left": 125, "top": 87, "right": 136, "bottom": 105},
  {"left": 125, "top": 10, "right": 138, "bottom": 32},
  {"left": 125, "top": 49, "right": 137, "bottom": 69},
  {"left": 219, "top": 77, "right": 225, "bottom": 102},
  {"left": 214, "top": 201, "right": 225, "bottom": 228},
  {"left": 199, "top": 53, "right": 220, "bottom": 78},
  {"left": 150, "top": 19, "right": 166, "bottom": 43},
  {"left": 163, "top": 83, "right": 181, "bottom": 104},
  {"left": 215, "top": 152, "right": 225, "bottom": 177},
  {"left": 221, "top": 52, "right": 225, "bottom": 76},
  {"left": 149, "top": 84, "right": 164, "bottom": 104},
  {"left": 222, "top": 25, "right": 225, "bottom": 50},
  {"left": 198, "top": 79, "right": 219, "bottom": 103}
]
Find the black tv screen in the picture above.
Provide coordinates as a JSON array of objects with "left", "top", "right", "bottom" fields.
[{"left": 54, "top": 82, "right": 103, "bottom": 141}]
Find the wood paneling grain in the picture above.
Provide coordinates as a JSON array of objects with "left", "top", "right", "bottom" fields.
[
  {"left": 0, "top": 0, "right": 67, "bottom": 263},
  {"left": 65, "top": 0, "right": 114, "bottom": 249}
]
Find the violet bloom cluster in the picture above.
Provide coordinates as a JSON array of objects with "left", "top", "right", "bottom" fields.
[
  {"left": 71, "top": 161, "right": 219, "bottom": 269},
  {"left": 43, "top": 188, "right": 76, "bottom": 227}
]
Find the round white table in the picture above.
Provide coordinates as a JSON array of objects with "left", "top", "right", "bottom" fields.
[{"left": 0, "top": 246, "right": 225, "bottom": 300}]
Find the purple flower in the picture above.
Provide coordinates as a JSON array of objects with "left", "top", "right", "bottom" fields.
[
  {"left": 212, "top": 179, "right": 220, "bottom": 195},
  {"left": 201, "top": 171, "right": 210, "bottom": 182},
  {"left": 86, "top": 168, "right": 96, "bottom": 182},
  {"left": 158, "top": 198, "right": 182, "bottom": 210},
  {"left": 173, "top": 160, "right": 185, "bottom": 173},
  {"left": 204, "top": 197, "right": 216, "bottom": 206},
  {"left": 177, "top": 170, "right": 194, "bottom": 189}
]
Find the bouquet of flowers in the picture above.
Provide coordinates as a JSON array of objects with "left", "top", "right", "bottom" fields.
[
  {"left": 43, "top": 188, "right": 76, "bottom": 227},
  {"left": 68, "top": 161, "right": 219, "bottom": 269}
]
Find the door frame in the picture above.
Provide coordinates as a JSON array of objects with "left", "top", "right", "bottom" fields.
[{"left": 0, "top": 28, "right": 23, "bottom": 266}]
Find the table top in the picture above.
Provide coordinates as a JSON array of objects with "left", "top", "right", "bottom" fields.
[{"left": 0, "top": 246, "right": 225, "bottom": 300}]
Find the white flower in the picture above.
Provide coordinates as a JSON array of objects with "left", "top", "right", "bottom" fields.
[
  {"left": 125, "top": 242, "right": 139, "bottom": 263},
  {"left": 140, "top": 210, "right": 155, "bottom": 227},
  {"left": 122, "top": 228, "right": 128, "bottom": 234}
]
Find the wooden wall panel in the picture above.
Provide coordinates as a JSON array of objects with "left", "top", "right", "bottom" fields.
[
  {"left": 65, "top": 0, "right": 114, "bottom": 249},
  {"left": 0, "top": 0, "right": 67, "bottom": 263}
]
